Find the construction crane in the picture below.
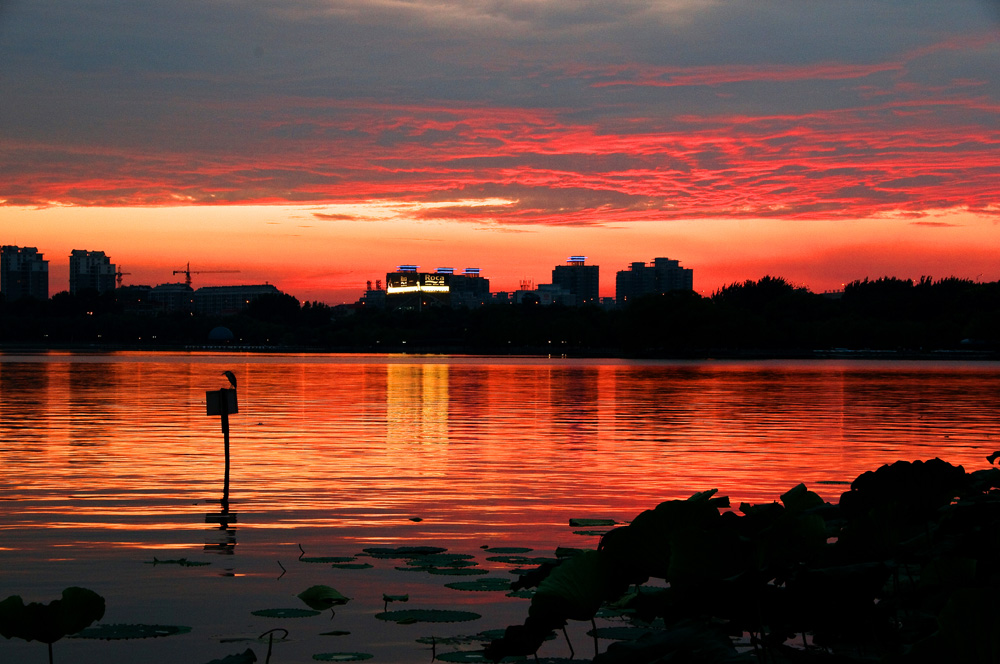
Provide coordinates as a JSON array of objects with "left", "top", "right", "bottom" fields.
[
  {"left": 173, "top": 262, "right": 241, "bottom": 288},
  {"left": 115, "top": 268, "right": 132, "bottom": 288}
]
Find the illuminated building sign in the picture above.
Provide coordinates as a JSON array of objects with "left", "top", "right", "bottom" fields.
[{"left": 386, "top": 272, "right": 450, "bottom": 294}]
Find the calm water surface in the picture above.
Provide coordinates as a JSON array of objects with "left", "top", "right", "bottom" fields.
[{"left": 2, "top": 352, "right": 998, "bottom": 663}]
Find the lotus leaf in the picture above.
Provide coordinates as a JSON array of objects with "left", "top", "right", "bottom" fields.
[
  {"left": 383, "top": 594, "right": 409, "bottom": 602},
  {"left": 506, "top": 589, "right": 535, "bottom": 599},
  {"left": 568, "top": 518, "right": 615, "bottom": 527},
  {"left": 415, "top": 630, "right": 511, "bottom": 646},
  {"left": 363, "top": 546, "right": 447, "bottom": 558},
  {"left": 435, "top": 650, "right": 524, "bottom": 662},
  {"left": 529, "top": 550, "right": 617, "bottom": 623},
  {"left": 482, "top": 547, "right": 533, "bottom": 554},
  {"left": 319, "top": 630, "right": 351, "bottom": 636},
  {"left": 415, "top": 635, "right": 467, "bottom": 645},
  {"left": 428, "top": 568, "right": 489, "bottom": 576},
  {"left": 300, "top": 556, "right": 356, "bottom": 564},
  {"left": 205, "top": 649, "right": 257, "bottom": 664},
  {"left": 593, "top": 620, "right": 739, "bottom": 663},
  {"left": 780, "top": 483, "right": 824, "bottom": 513},
  {"left": 0, "top": 587, "right": 106, "bottom": 644},
  {"left": 312, "top": 653, "right": 373, "bottom": 661},
  {"left": 72, "top": 623, "right": 191, "bottom": 639},
  {"left": 147, "top": 557, "right": 211, "bottom": 567},
  {"left": 406, "top": 553, "right": 476, "bottom": 567},
  {"left": 586, "top": 625, "right": 658, "bottom": 641},
  {"left": 251, "top": 608, "right": 321, "bottom": 618},
  {"left": 331, "top": 563, "right": 373, "bottom": 569},
  {"left": 376, "top": 609, "right": 482, "bottom": 624},
  {"left": 486, "top": 555, "right": 558, "bottom": 566},
  {"left": 445, "top": 577, "right": 512, "bottom": 592},
  {"left": 298, "top": 585, "right": 351, "bottom": 610}
]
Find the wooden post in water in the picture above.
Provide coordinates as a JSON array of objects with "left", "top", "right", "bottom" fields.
[
  {"left": 206, "top": 387, "right": 238, "bottom": 518},
  {"left": 220, "top": 388, "right": 231, "bottom": 510}
]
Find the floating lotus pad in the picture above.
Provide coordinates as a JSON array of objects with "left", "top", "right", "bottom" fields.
[
  {"left": 506, "top": 589, "right": 536, "bottom": 599},
  {"left": 573, "top": 530, "right": 611, "bottom": 536},
  {"left": 485, "top": 555, "right": 558, "bottom": 566},
  {"left": 435, "top": 651, "right": 525, "bottom": 662},
  {"left": 416, "top": 629, "right": 509, "bottom": 646},
  {"left": 427, "top": 568, "right": 489, "bottom": 576},
  {"left": 251, "top": 608, "right": 321, "bottom": 618},
  {"left": 383, "top": 594, "right": 409, "bottom": 603},
  {"left": 312, "top": 653, "right": 374, "bottom": 661},
  {"left": 481, "top": 547, "right": 533, "bottom": 554},
  {"left": 319, "top": 630, "right": 351, "bottom": 636},
  {"left": 300, "top": 556, "right": 357, "bottom": 564},
  {"left": 206, "top": 650, "right": 257, "bottom": 664},
  {"left": 568, "top": 518, "right": 616, "bottom": 527},
  {"left": 376, "top": 609, "right": 482, "bottom": 624},
  {"left": 146, "top": 557, "right": 211, "bottom": 567},
  {"left": 331, "top": 563, "right": 373, "bottom": 570},
  {"left": 445, "top": 577, "right": 512, "bottom": 592},
  {"left": 362, "top": 546, "right": 447, "bottom": 558},
  {"left": 298, "top": 585, "right": 351, "bottom": 610},
  {"left": 405, "top": 553, "right": 477, "bottom": 567},
  {"left": 72, "top": 624, "right": 192, "bottom": 640}
]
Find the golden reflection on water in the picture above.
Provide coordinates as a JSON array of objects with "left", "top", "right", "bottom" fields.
[{"left": 2, "top": 354, "right": 1000, "bottom": 553}]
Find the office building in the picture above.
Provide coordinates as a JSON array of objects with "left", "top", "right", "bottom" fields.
[
  {"left": 193, "top": 284, "right": 282, "bottom": 316},
  {"left": 615, "top": 257, "right": 693, "bottom": 306},
  {"left": 149, "top": 283, "right": 195, "bottom": 312},
  {"left": 449, "top": 268, "right": 491, "bottom": 308},
  {"left": 69, "top": 249, "right": 116, "bottom": 294},
  {"left": 551, "top": 256, "right": 599, "bottom": 305},
  {"left": 384, "top": 265, "right": 451, "bottom": 310},
  {"left": 1, "top": 245, "right": 49, "bottom": 301}
]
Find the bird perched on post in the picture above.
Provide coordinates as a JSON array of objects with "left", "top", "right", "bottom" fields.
[{"left": 222, "top": 371, "right": 237, "bottom": 389}]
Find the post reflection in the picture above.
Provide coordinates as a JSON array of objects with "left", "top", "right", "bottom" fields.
[{"left": 204, "top": 499, "right": 237, "bottom": 555}]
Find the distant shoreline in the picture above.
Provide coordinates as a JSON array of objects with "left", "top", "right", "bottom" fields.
[{"left": 2, "top": 342, "right": 997, "bottom": 362}]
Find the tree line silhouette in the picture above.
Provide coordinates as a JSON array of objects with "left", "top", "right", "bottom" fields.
[{"left": 2, "top": 276, "right": 999, "bottom": 355}]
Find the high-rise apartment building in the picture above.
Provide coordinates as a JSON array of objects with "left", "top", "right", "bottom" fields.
[
  {"left": 551, "top": 256, "right": 599, "bottom": 305},
  {"left": 615, "top": 257, "right": 693, "bottom": 306},
  {"left": 69, "top": 249, "right": 117, "bottom": 294},
  {"left": 1, "top": 245, "right": 49, "bottom": 301}
]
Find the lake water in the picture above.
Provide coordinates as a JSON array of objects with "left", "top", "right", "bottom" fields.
[{"left": 2, "top": 352, "right": 998, "bottom": 663}]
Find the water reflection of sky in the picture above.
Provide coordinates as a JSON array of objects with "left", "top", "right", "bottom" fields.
[{"left": 2, "top": 353, "right": 999, "bottom": 663}]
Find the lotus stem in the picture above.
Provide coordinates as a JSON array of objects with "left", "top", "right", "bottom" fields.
[
  {"left": 562, "top": 625, "right": 574, "bottom": 659},
  {"left": 592, "top": 618, "right": 599, "bottom": 657},
  {"left": 258, "top": 628, "right": 288, "bottom": 664}
]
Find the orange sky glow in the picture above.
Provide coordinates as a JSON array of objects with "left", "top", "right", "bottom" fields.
[{"left": 1, "top": 1, "right": 998, "bottom": 304}]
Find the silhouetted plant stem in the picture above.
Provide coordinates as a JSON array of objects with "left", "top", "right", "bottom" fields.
[
  {"left": 592, "top": 618, "right": 599, "bottom": 658},
  {"left": 259, "top": 628, "right": 287, "bottom": 664},
  {"left": 562, "top": 625, "right": 574, "bottom": 659}
]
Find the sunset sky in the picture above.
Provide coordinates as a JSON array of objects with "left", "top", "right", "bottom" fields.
[{"left": 2, "top": 0, "right": 998, "bottom": 303}]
